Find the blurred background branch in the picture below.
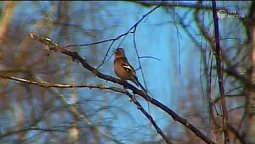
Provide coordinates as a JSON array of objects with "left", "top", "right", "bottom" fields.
[{"left": 0, "top": 1, "right": 254, "bottom": 144}]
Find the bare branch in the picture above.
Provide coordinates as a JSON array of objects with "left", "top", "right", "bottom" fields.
[
  {"left": 29, "top": 33, "right": 216, "bottom": 144},
  {"left": 0, "top": 74, "right": 171, "bottom": 143},
  {"left": 212, "top": 1, "right": 229, "bottom": 143},
  {"left": 0, "top": 75, "right": 123, "bottom": 92}
]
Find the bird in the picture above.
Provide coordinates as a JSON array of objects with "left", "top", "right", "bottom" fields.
[{"left": 114, "top": 48, "right": 147, "bottom": 93}]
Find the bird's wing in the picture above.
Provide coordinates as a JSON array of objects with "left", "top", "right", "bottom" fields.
[{"left": 122, "top": 62, "right": 136, "bottom": 77}]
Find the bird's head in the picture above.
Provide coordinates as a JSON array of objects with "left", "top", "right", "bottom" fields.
[{"left": 114, "top": 48, "right": 125, "bottom": 58}]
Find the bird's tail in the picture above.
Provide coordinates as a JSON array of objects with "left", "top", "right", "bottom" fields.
[
  {"left": 133, "top": 78, "right": 150, "bottom": 99},
  {"left": 137, "top": 81, "right": 147, "bottom": 95}
]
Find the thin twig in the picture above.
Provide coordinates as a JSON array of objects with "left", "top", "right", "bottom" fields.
[
  {"left": 138, "top": 56, "right": 161, "bottom": 61},
  {"left": 125, "top": 91, "right": 172, "bottom": 144},
  {"left": 64, "top": 38, "right": 115, "bottom": 48},
  {"left": 63, "top": 5, "right": 161, "bottom": 69},
  {"left": 0, "top": 127, "right": 65, "bottom": 138}
]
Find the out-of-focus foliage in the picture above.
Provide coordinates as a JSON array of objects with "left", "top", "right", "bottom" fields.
[{"left": 0, "top": 1, "right": 254, "bottom": 144}]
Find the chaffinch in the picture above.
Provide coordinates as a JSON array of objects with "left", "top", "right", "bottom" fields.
[{"left": 114, "top": 48, "right": 147, "bottom": 93}]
